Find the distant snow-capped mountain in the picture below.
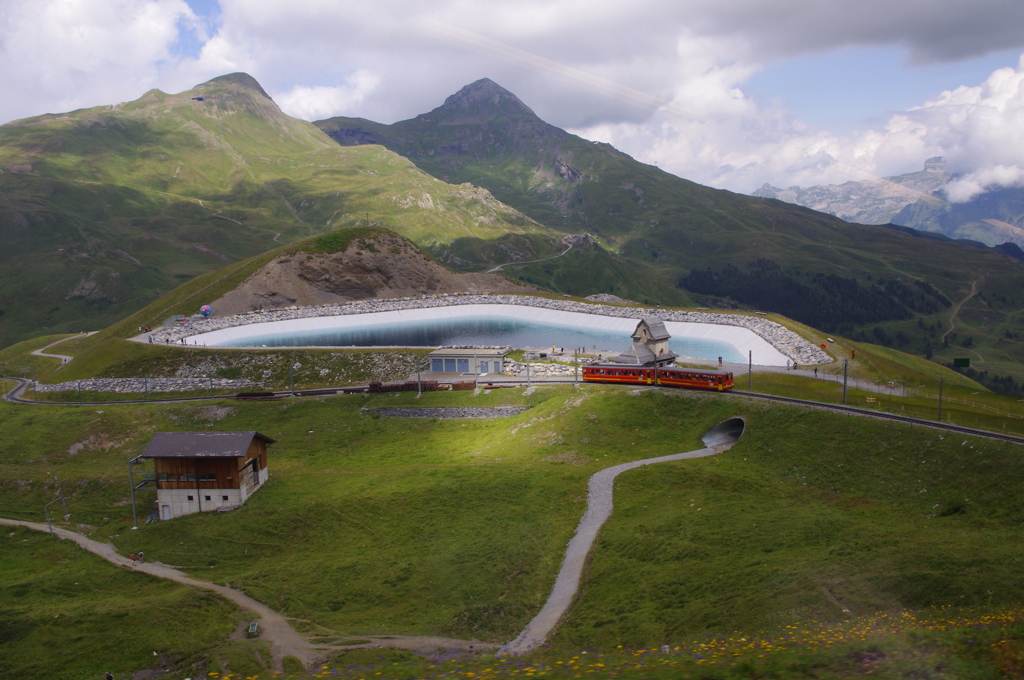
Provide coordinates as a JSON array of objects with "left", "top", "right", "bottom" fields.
[
  {"left": 753, "top": 158, "right": 1024, "bottom": 248},
  {"left": 752, "top": 158, "right": 948, "bottom": 225}
]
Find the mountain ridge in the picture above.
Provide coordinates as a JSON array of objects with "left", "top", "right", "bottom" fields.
[
  {"left": 0, "top": 73, "right": 558, "bottom": 347},
  {"left": 315, "top": 80, "right": 1024, "bottom": 375}
]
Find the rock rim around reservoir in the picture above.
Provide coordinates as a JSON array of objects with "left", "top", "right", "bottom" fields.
[
  {"left": 363, "top": 406, "right": 529, "bottom": 419},
  {"left": 143, "top": 294, "right": 831, "bottom": 365}
]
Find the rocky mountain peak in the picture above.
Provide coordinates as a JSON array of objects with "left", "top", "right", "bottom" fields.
[
  {"left": 430, "top": 78, "right": 538, "bottom": 122},
  {"left": 204, "top": 73, "right": 273, "bottom": 100}
]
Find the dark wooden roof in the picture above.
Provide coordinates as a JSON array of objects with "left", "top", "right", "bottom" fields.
[
  {"left": 637, "top": 317, "right": 671, "bottom": 341},
  {"left": 140, "top": 431, "right": 275, "bottom": 459},
  {"left": 608, "top": 344, "right": 678, "bottom": 366}
]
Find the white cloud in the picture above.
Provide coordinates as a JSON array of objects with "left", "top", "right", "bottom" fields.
[
  {"left": 1, "top": 0, "right": 1023, "bottom": 201},
  {"left": 276, "top": 71, "right": 381, "bottom": 121},
  {"left": 0, "top": 0, "right": 197, "bottom": 119},
  {"left": 945, "top": 166, "right": 1024, "bottom": 202}
]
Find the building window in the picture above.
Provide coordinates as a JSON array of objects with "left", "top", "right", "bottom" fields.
[
  {"left": 179, "top": 473, "right": 196, "bottom": 482},
  {"left": 204, "top": 495, "right": 211, "bottom": 501},
  {"left": 444, "top": 358, "right": 456, "bottom": 372},
  {"left": 187, "top": 495, "right": 194, "bottom": 501},
  {"left": 457, "top": 359, "right": 469, "bottom": 372},
  {"left": 431, "top": 358, "right": 443, "bottom": 372},
  {"left": 222, "top": 495, "right": 228, "bottom": 501},
  {"left": 198, "top": 473, "right": 216, "bottom": 482}
]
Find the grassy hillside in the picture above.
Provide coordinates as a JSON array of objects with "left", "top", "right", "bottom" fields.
[
  {"left": 0, "top": 74, "right": 558, "bottom": 349},
  {"left": 3, "top": 386, "right": 1024, "bottom": 679},
  {"left": 0, "top": 527, "right": 240, "bottom": 680},
  {"left": 316, "top": 79, "right": 1024, "bottom": 380}
]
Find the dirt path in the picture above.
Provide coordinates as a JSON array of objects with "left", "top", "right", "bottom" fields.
[
  {"left": 0, "top": 518, "right": 495, "bottom": 670},
  {"left": 0, "top": 518, "right": 320, "bottom": 671},
  {"left": 501, "top": 444, "right": 726, "bottom": 654},
  {"left": 942, "top": 280, "right": 978, "bottom": 343}
]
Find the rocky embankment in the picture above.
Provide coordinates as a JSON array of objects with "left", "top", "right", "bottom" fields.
[
  {"left": 504, "top": 359, "right": 577, "bottom": 378},
  {"left": 35, "top": 377, "right": 257, "bottom": 394},
  {"left": 150, "top": 294, "right": 831, "bottom": 365},
  {"left": 363, "top": 406, "right": 529, "bottom": 418}
]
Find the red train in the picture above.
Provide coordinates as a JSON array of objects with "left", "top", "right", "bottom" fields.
[{"left": 582, "top": 364, "right": 735, "bottom": 391}]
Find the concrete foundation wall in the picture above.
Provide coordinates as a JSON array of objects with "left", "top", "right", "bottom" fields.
[{"left": 157, "top": 487, "right": 244, "bottom": 519}]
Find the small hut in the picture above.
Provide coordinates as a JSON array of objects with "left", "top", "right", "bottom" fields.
[
  {"left": 607, "top": 317, "right": 678, "bottom": 367},
  {"left": 140, "top": 431, "right": 275, "bottom": 520}
]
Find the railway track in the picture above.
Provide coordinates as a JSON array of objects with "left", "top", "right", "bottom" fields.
[
  {"left": 4, "top": 376, "right": 1022, "bottom": 445},
  {"left": 728, "top": 390, "right": 1024, "bottom": 445}
]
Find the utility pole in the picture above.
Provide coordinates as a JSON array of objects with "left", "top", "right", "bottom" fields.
[
  {"left": 938, "top": 378, "right": 943, "bottom": 421},
  {"left": 843, "top": 359, "right": 848, "bottom": 405},
  {"left": 128, "top": 456, "right": 140, "bottom": 530},
  {"left": 290, "top": 364, "right": 312, "bottom": 397},
  {"left": 43, "top": 475, "right": 70, "bottom": 537}
]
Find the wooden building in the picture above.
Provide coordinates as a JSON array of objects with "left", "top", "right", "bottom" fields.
[{"left": 140, "top": 431, "right": 275, "bottom": 520}]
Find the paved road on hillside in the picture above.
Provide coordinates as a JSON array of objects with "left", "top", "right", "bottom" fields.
[
  {"left": 501, "top": 443, "right": 728, "bottom": 654},
  {"left": 29, "top": 331, "right": 98, "bottom": 367}
]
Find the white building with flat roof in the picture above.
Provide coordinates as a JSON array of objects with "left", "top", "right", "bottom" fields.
[{"left": 428, "top": 347, "right": 510, "bottom": 374}]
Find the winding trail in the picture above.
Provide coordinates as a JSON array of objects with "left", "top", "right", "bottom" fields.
[
  {"left": 502, "top": 436, "right": 734, "bottom": 654},
  {"left": 0, "top": 518, "right": 320, "bottom": 671},
  {"left": 29, "top": 331, "right": 97, "bottom": 368},
  {"left": 487, "top": 242, "right": 573, "bottom": 273},
  {"left": 0, "top": 518, "right": 495, "bottom": 670},
  {"left": 942, "top": 280, "right": 979, "bottom": 343}
]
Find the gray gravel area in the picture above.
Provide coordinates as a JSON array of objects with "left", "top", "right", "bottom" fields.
[
  {"left": 363, "top": 406, "right": 529, "bottom": 419},
  {"left": 501, "top": 446, "right": 723, "bottom": 655}
]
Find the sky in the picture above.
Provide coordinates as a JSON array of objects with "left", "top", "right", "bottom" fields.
[{"left": 1, "top": 0, "right": 1022, "bottom": 200}]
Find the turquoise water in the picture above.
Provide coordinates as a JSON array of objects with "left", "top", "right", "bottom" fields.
[{"left": 219, "top": 315, "right": 744, "bottom": 362}]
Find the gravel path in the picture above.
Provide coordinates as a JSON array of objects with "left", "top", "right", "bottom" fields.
[
  {"left": 501, "top": 445, "right": 726, "bottom": 654},
  {"left": 363, "top": 406, "right": 529, "bottom": 418},
  {"left": 0, "top": 518, "right": 320, "bottom": 671},
  {"left": 1, "top": 518, "right": 500, "bottom": 670}
]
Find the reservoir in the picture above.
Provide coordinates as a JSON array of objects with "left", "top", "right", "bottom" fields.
[
  {"left": 214, "top": 314, "right": 746, "bottom": 363},
  {"left": 188, "top": 304, "right": 791, "bottom": 365}
]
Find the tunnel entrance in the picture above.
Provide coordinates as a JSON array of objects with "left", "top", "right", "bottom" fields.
[{"left": 702, "top": 417, "right": 746, "bottom": 449}]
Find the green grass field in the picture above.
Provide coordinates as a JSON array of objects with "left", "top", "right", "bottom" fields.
[
  {"left": 0, "top": 526, "right": 241, "bottom": 680},
  {"left": 3, "top": 384, "right": 1024, "bottom": 678}
]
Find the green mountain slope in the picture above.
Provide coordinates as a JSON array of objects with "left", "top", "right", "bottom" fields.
[
  {"left": 0, "top": 74, "right": 555, "bottom": 347},
  {"left": 315, "top": 79, "right": 1024, "bottom": 377}
]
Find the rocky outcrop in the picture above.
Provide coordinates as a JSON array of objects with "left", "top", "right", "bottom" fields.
[{"left": 209, "top": 231, "right": 537, "bottom": 316}]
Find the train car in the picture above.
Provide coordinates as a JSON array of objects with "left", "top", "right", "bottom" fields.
[{"left": 581, "top": 364, "right": 734, "bottom": 391}]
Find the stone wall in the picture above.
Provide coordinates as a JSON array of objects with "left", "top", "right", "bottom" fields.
[{"left": 35, "top": 377, "right": 258, "bottom": 393}]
